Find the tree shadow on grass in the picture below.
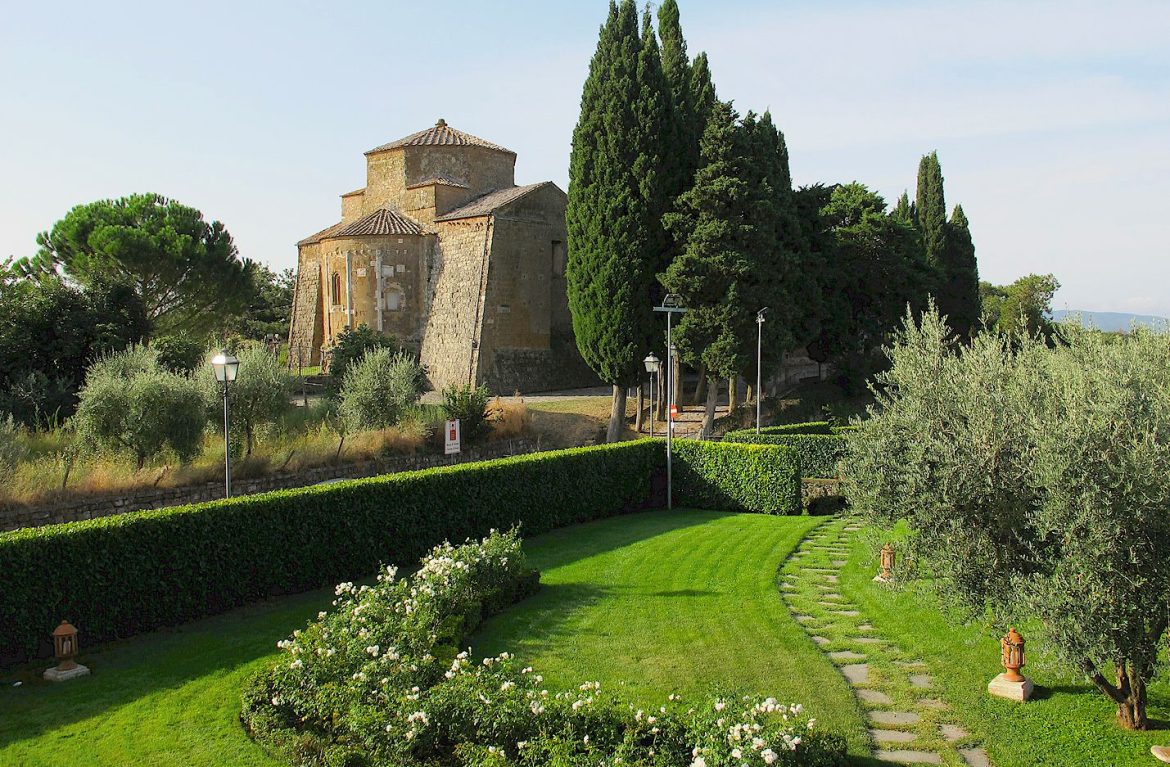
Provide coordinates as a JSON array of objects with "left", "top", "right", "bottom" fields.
[{"left": 0, "top": 585, "right": 334, "bottom": 750}]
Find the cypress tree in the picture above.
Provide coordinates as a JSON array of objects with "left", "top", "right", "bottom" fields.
[
  {"left": 566, "top": 0, "right": 666, "bottom": 441},
  {"left": 915, "top": 151, "right": 947, "bottom": 271},
  {"left": 661, "top": 101, "right": 752, "bottom": 436},
  {"left": 892, "top": 191, "right": 915, "bottom": 225},
  {"left": 943, "top": 204, "right": 980, "bottom": 337}
]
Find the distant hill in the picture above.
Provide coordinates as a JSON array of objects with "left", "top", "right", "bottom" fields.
[{"left": 1052, "top": 310, "right": 1169, "bottom": 333}]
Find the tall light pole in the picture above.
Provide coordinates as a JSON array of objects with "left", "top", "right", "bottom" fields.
[
  {"left": 211, "top": 350, "right": 240, "bottom": 498},
  {"left": 643, "top": 353, "right": 661, "bottom": 438},
  {"left": 756, "top": 307, "right": 769, "bottom": 434},
  {"left": 654, "top": 294, "right": 687, "bottom": 510}
]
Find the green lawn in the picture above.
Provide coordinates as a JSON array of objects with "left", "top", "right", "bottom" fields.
[
  {"left": 838, "top": 529, "right": 1170, "bottom": 767},
  {"left": 472, "top": 509, "right": 870, "bottom": 755},
  {"left": 0, "top": 510, "right": 869, "bottom": 764},
  {"left": 0, "top": 588, "right": 334, "bottom": 767}
]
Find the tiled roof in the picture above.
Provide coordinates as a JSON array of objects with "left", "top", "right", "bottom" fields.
[
  {"left": 297, "top": 221, "right": 346, "bottom": 247},
  {"left": 335, "top": 207, "right": 425, "bottom": 237},
  {"left": 367, "top": 119, "right": 514, "bottom": 155},
  {"left": 340, "top": 187, "right": 365, "bottom": 197},
  {"left": 434, "top": 182, "right": 554, "bottom": 222},
  {"left": 406, "top": 174, "right": 469, "bottom": 190}
]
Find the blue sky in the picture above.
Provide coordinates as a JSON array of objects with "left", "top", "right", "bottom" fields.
[{"left": 1, "top": 1, "right": 1167, "bottom": 316}]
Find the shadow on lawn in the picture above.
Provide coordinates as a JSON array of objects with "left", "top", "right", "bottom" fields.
[{"left": 0, "top": 586, "right": 333, "bottom": 749}]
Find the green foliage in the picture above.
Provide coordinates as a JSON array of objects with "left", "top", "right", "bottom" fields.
[
  {"left": 0, "top": 416, "right": 25, "bottom": 479},
  {"left": 980, "top": 272, "right": 1061, "bottom": 339},
  {"left": 915, "top": 151, "right": 948, "bottom": 272},
  {"left": 673, "top": 439, "right": 801, "bottom": 514},
  {"left": 725, "top": 431, "right": 847, "bottom": 479},
  {"left": 441, "top": 384, "right": 492, "bottom": 441},
  {"left": 843, "top": 308, "right": 1170, "bottom": 728},
  {"left": 244, "top": 528, "right": 843, "bottom": 767},
  {"left": 153, "top": 335, "right": 204, "bottom": 375},
  {"left": 338, "top": 349, "right": 425, "bottom": 432},
  {"left": 566, "top": 0, "right": 666, "bottom": 391},
  {"left": 0, "top": 276, "right": 149, "bottom": 427},
  {"left": 227, "top": 264, "right": 295, "bottom": 340},
  {"left": 327, "top": 323, "right": 400, "bottom": 392},
  {"left": 942, "top": 204, "right": 980, "bottom": 337},
  {"left": 203, "top": 345, "right": 292, "bottom": 455},
  {"left": 0, "top": 441, "right": 662, "bottom": 664},
  {"left": 35, "top": 193, "right": 252, "bottom": 336},
  {"left": 73, "top": 346, "right": 207, "bottom": 468}
]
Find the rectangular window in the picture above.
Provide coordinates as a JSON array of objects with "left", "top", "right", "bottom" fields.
[{"left": 551, "top": 241, "right": 566, "bottom": 276}]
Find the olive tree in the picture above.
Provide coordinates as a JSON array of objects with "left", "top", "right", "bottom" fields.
[
  {"left": 337, "top": 349, "right": 425, "bottom": 432},
  {"left": 202, "top": 345, "right": 291, "bottom": 456},
  {"left": 74, "top": 347, "right": 208, "bottom": 468},
  {"left": 844, "top": 309, "right": 1170, "bottom": 729}
]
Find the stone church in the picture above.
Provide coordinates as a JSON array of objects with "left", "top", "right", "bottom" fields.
[{"left": 287, "top": 120, "right": 595, "bottom": 393}]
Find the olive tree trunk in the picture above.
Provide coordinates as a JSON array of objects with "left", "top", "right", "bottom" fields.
[{"left": 1083, "top": 657, "right": 1150, "bottom": 730}]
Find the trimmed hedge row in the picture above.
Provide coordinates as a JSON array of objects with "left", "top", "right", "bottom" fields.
[
  {"left": 673, "top": 439, "right": 802, "bottom": 515},
  {"left": 0, "top": 441, "right": 660, "bottom": 664},
  {"left": 725, "top": 421, "right": 853, "bottom": 478}
]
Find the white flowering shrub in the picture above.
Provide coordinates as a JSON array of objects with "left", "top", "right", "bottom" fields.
[{"left": 243, "top": 530, "right": 845, "bottom": 767}]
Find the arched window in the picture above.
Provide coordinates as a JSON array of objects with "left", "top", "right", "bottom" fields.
[{"left": 331, "top": 272, "right": 342, "bottom": 305}]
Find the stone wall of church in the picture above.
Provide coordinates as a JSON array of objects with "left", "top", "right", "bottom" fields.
[{"left": 419, "top": 219, "right": 493, "bottom": 390}]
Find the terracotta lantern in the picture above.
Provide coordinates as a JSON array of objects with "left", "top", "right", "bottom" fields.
[
  {"left": 878, "top": 543, "right": 895, "bottom": 580},
  {"left": 1000, "top": 627, "right": 1026, "bottom": 682},
  {"left": 52, "top": 620, "right": 79, "bottom": 672}
]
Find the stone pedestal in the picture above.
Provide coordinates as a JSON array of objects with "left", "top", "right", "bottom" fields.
[
  {"left": 873, "top": 574, "right": 892, "bottom": 584},
  {"left": 1151, "top": 745, "right": 1170, "bottom": 763},
  {"left": 987, "top": 672, "right": 1032, "bottom": 702},
  {"left": 44, "top": 664, "right": 90, "bottom": 682}
]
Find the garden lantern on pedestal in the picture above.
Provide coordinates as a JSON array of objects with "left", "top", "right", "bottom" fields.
[
  {"left": 874, "top": 543, "right": 895, "bottom": 583},
  {"left": 988, "top": 626, "right": 1033, "bottom": 701},
  {"left": 43, "top": 620, "right": 90, "bottom": 682},
  {"left": 644, "top": 353, "right": 661, "bottom": 438}
]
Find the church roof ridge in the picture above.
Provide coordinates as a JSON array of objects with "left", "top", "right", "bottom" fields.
[
  {"left": 366, "top": 119, "right": 515, "bottom": 156},
  {"left": 335, "top": 207, "right": 425, "bottom": 237},
  {"left": 434, "top": 182, "right": 558, "bottom": 222}
]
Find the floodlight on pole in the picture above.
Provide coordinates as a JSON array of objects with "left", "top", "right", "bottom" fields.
[
  {"left": 210, "top": 350, "right": 240, "bottom": 498},
  {"left": 654, "top": 295, "right": 688, "bottom": 509},
  {"left": 756, "top": 307, "right": 768, "bottom": 434}
]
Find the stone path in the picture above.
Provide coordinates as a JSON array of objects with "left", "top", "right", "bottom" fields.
[{"left": 779, "top": 517, "right": 992, "bottom": 767}]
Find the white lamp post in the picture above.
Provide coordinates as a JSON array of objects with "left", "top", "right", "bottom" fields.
[
  {"left": 654, "top": 295, "right": 688, "bottom": 510},
  {"left": 643, "top": 352, "right": 661, "bottom": 438},
  {"left": 210, "top": 350, "right": 240, "bottom": 498},
  {"left": 756, "top": 307, "right": 768, "bottom": 434}
]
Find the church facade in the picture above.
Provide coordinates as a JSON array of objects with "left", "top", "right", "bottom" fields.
[{"left": 287, "top": 120, "right": 595, "bottom": 393}]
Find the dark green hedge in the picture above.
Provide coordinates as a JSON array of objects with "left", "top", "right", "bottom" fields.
[
  {"left": 725, "top": 422, "right": 852, "bottom": 478},
  {"left": 672, "top": 439, "right": 801, "bottom": 515},
  {"left": 0, "top": 441, "right": 661, "bottom": 665}
]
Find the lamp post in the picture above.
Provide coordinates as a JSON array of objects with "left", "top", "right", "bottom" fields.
[
  {"left": 654, "top": 295, "right": 688, "bottom": 510},
  {"left": 756, "top": 307, "right": 768, "bottom": 434},
  {"left": 211, "top": 350, "right": 240, "bottom": 498},
  {"left": 643, "top": 353, "right": 661, "bottom": 438}
]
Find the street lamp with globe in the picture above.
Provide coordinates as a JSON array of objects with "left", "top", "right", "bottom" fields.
[{"left": 210, "top": 350, "right": 240, "bottom": 498}]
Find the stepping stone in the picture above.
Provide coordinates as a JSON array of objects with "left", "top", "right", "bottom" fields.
[
  {"left": 875, "top": 750, "right": 942, "bottom": 764},
  {"left": 856, "top": 637, "right": 885, "bottom": 644},
  {"left": 832, "top": 560, "right": 847, "bottom": 567},
  {"left": 870, "top": 711, "right": 921, "bottom": 726},
  {"left": 811, "top": 636, "right": 830, "bottom": 646},
  {"left": 896, "top": 660, "right": 927, "bottom": 669},
  {"left": 830, "top": 650, "right": 867, "bottom": 662},
  {"left": 822, "top": 592, "right": 845, "bottom": 600},
  {"left": 822, "top": 574, "right": 839, "bottom": 582},
  {"left": 918, "top": 698, "right": 948, "bottom": 710},
  {"left": 871, "top": 729, "right": 917, "bottom": 744},
  {"left": 780, "top": 583, "right": 796, "bottom": 591},
  {"left": 841, "top": 664, "right": 869, "bottom": 684},
  {"left": 832, "top": 609, "right": 860, "bottom": 617},
  {"left": 959, "top": 748, "right": 991, "bottom": 767},
  {"left": 858, "top": 623, "right": 873, "bottom": 630},
  {"left": 940, "top": 724, "right": 968, "bottom": 741},
  {"left": 858, "top": 689, "right": 893, "bottom": 705},
  {"left": 909, "top": 674, "right": 934, "bottom": 689},
  {"left": 794, "top": 614, "right": 816, "bottom": 624}
]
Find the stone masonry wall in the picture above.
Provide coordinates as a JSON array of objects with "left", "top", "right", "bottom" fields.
[
  {"left": 420, "top": 218, "right": 492, "bottom": 390},
  {"left": 0, "top": 438, "right": 538, "bottom": 533},
  {"left": 288, "top": 268, "right": 323, "bottom": 366}
]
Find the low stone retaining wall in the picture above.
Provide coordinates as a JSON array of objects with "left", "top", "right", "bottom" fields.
[{"left": 0, "top": 438, "right": 538, "bottom": 533}]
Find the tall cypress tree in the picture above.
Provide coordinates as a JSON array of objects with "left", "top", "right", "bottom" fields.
[
  {"left": 566, "top": 0, "right": 667, "bottom": 441},
  {"left": 892, "top": 191, "right": 915, "bottom": 225},
  {"left": 915, "top": 151, "right": 947, "bottom": 272},
  {"left": 943, "top": 204, "right": 980, "bottom": 337},
  {"left": 661, "top": 101, "right": 752, "bottom": 436}
]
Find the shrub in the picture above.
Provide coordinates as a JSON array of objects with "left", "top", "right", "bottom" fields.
[
  {"left": 673, "top": 439, "right": 801, "bottom": 515},
  {"left": 338, "top": 349, "right": 426, "bottom": 432},
  {"left": 0, "top": 415, "right": 25, "bottom": 479},
  {"left": 242, "top": 531, "right": 845, "bottom": 767},
  {"left": 73, "top": 348, "right": 208, "bottom": 468},
  {"left": 202, "top": 345, "right": 292, "bottom": 455},
  {"left": 328, "top": 324, "right": 399, "bottom": 392},
  {"left": 725, "top": 422, "right": 851, "bottom": 478},
  {"left": 0, "top": 440, "right": 661, "bottom": 664},
  {"left": 442, "top": 384, "right": 492, "bottom": 441},
  {"left": 153, "top": 335, "right": 204, "bottom": 375}
]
